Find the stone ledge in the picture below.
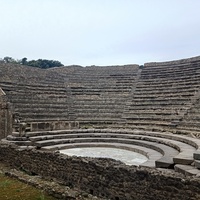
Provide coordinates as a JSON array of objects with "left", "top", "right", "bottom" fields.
[{"left": 174, "top": 164, "right": 200, "bottom": 176}]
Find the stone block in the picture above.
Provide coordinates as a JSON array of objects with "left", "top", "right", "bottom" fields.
[
  {"left": 38, "top": 123, "right": 46, "bottom": 130},
  {"left": 175, "top": 164, "right": 197, "bottom": 176},
  {"left": 193, "top": 150, "right": 200, "bottom": 160},
  {"left": 155, "top": 157, "right": 174, "bottom": 168},
  {"left": 195, "top": 160, "right": 200, "bottom": 169},
  {"left": 173, "top": 154, "right": 194, "bottom": 165},
  {"left": 185, "top": 168, "right": 200, "bottom": 176}
]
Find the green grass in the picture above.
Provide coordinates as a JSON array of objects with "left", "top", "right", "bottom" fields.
[{"left": 0, "top": 173, "right": 56, "bottom": 200}]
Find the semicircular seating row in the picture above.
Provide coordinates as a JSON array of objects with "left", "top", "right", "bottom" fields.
[{"left": 5, "top": 129, "right": 200, "bottom": 176}]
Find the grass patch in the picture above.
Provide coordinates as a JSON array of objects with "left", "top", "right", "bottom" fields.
[{"left": 0, "top": 172, "right": 56, "bottom": 200}]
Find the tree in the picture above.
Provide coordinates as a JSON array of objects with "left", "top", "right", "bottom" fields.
[
  {"left": 0, "top": 57, "right": 64, "bottom": 69},
  {"left": 3, "top": 56, "right": 16, "bottom": 63},
  {"left": 26, "top": 59, "right": 64, "bottom": 69},
  {"left": 21, "top": 57, "right": 27, "bottom": 65}
]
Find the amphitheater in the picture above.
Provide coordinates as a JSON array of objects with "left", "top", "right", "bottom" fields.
[{"left": 1, "top": 56, "right": 200, "bottom": 199}]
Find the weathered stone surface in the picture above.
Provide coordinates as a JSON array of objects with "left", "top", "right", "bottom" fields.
[
  {"left": 2, "top": 57, "right": 200, "bottom": 134},
  {"left": 155, "top": 157, "right": 174, "bottom": 168},
  {"left": 0, "top": 142, "right": 200, "bottom": 200},
  {"left": 174, "top": 164, "right": 200, "bottom": 176},
  {"left": 195, "top": 160, "right": 200, "bottom": 169},
  {"left": 173, "top": 153, "right": 194, "bottom": 165},
  {"left": 0, "top": 89, "right": 12, "bottom": 139},
  {"left": 2, "top": 56, "right": 200, "bottom": 199},
  {"left": 194, "top": 150, "right": 200, "bottom": 160}
]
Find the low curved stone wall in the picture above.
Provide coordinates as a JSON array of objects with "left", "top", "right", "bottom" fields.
[{"left": 0, "top": 142, "right": 200, "bottom": 200}]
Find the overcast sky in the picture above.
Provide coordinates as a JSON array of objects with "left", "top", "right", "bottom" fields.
[{"left": 0, "top": 0, "right": 200, "bottom": 66}]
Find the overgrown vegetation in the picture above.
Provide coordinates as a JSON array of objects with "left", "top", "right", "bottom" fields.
[
  {"left": 0, "top": 173, "right": 56, "bottom": 200},
  {"left": 0, "top": 56, "right": 64, "bottom": 69}
]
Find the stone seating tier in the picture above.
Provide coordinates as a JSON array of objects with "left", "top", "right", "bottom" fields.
[
  {"left": 124, "top": 106, "right": 190, "bottom": 112},
  {"left": 134, "top": 88, "right": 198, "bottom": 95},
  {"left": 17, "top": 114, "right": 70, "bottom": 120},
  {"left": 131, "top": 93, "right": 194, "bottom": 99},
  {"left": 71, "top": 90, "right": 131, "bottom": 95},
  {"left": 149, "top": 73, "right": 200, "bottom": 80},
  {"left": 70, "top": 87, "right": 133, "bottom": 91},
  {"left": 5, "top": 128, "right": 200, "bottom": 175},
  {"left": 142, "top": 66, "right": 200, "bottom": 74},
  {"left": 0, "top": 81, "right": 67, "bottom": 89},
  {"left": 123, "top": 109, "right": 184, "bottom": 115},
  {"left": 140, "top": 76, "right": 200, "bottom": 82},
  {"left": 73, "top": 98, "right": 128, "bottom": 104},
  {"left": 136, "top": 85, "right": 200, "bottom": 93},
  {"left": 123, "top": 114, "right": 181, "bottom": 121},
  {"left": 141, "top": 73, "right": 200, "bottom": 79},
  {"left": 1, "top": 57, "right": 200, "bottom": 135},
  {"left": 74, "top": 108, "right": 122, "bottom": 113},
  {"left": 140, "top": 68, "right": 200, "bottom": 76},
  {"left": 144, "top": 58, "right": 200, "bottom": 68},
  {"left": 143, "top": 61, "right": 200, "bottom": 69},
  {"left": 140, "top": 78, "right": 200, "bottom": 85},
  {"left": 128, "top": 98, "right": 193, "bottom": 103}
]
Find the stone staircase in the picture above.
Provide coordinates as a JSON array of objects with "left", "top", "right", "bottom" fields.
[
  {"left": 62, "top": 65, "right": 139, "bottom": 127},
  {"left": 122, "top": 59, "right": 200, "bottom": 133}
]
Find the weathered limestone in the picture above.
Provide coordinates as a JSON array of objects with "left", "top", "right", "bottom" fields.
[
  {"left": 1, "top": 57, "right": 200, "bottom": 134},
  {"left": 175, "top": 164, "right": 200, "bottom": 176},
  {"left": 5, "top": 128, "right": 200, "bottom": 174},
  {"left": 124, "top": 57, "right": 200, "bottom": 132},
  {"left": 65, "top": 65, "right": 139, "bottom": 125},
  {"left": 1, "top": 56, "right": 200, "bottom": 199},
  {"left": 0, "top": 142, "right": 200, "bottom": 200},
  {"left": 0, "top": 88, "right": 12, "bottom": 139}
]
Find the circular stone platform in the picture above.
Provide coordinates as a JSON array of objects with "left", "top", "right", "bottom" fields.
[{"left": 60, "top": 147, "right": 148, "bottom": 165}]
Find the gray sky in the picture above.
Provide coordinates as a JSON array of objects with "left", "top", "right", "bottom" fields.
[{"left": 0, "top": 0, "right": 200, "bottom": 66}]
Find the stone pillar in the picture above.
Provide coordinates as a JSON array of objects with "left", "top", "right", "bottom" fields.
[{"left": 0, "top": 88, "right": 12, "bottom": 139}]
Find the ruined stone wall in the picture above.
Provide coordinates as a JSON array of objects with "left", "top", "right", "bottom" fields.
[
  {"left": 28, "top": 121, "right": 79, "bottom": 132},
  {"left": 0, "top": 88, "right": 12, "bottom": 139},
  {"left": 0, "top": 142, "right": 199, "bottom": 200}
]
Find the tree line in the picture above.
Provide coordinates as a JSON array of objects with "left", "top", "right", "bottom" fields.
[{"left": 0, "top": 56, "right": 64, "bottom": 69}]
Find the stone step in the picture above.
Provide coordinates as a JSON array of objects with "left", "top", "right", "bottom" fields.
[
  {"left": 174, "top": 164, "right": 200, "bottom": 176},
  {"left": 26, "top": 128, "right": 200, "bottom": 146},
  {"left": 124, "top": 120, "right": 171, "bottom": 127},
  {"left": 141, "top": 70, "right": 200, "bottom": 76},
  {"left": 77, "top": 119, "right": 123, "bottom": 123},
  {"left": 128, "top": 98, "right": 192, "bottom": 102},
  {"left": 173, "top": 153, "right": 194, "bottom": 165},
  {"left": 136, "top": 82, "right": 200, "bottom": 89},
  {"left": 132, "top": 93, "right": 194, "bottom": 98},
  {"left": 2, "top": 139, "right": 32, "bottom": 146},
  {"left": 0, "top": 83, "right": 66, "bottom": 91},
  {"left": 45, "top": 142, "right": 162, "bottom": 168},
  {"left": 24, "top": 129, "right": 200, "bottom": 159},
  {"left": 6, "top": 135, "right": 28, "bottom": 141},
  {"left": 124, "top": 115, "right": 181, "bottom": 121},
  {"left": 134, "top": 88, "right": 196, "bottom": 95},
  {"left": 12, "top": 103, "right": 70, "bottom": 109},
  {"left": 139, "top": 74, "right": 200, "bottom": 81},
  {"left": 126, "top": 102, "right": 191, "bottom": 107},
  {"left": 124, "top": 110, "right": 186, "bottom": 115},
  {"left": 125, "top": 105, "right": 190, "bottom": 111},
  {"left": 34, "top": 137, "right": 179, "bottom": 168},
  {"left": 135, "top": 85, "right": 199, "bottom": 92},
  {"left": 30, "top": 132, "right": 196, "bottom": 166}
]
